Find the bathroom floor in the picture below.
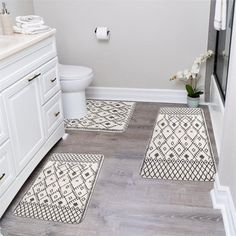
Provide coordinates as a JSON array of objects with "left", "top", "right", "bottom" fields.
[{"left": 0, "top": 102, "right": 225, "bottom": 236}]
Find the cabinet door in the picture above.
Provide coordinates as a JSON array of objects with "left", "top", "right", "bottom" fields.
[
  {"left": 0, "top": 140, "right": 16, "bottom": 197},
  {"left": 3, "top": 73, "right": 45, "bottom": 174},
  {"left": 0, "top": 96, "right": 8, "bottom": 145}
]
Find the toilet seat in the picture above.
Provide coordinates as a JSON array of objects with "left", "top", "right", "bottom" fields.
[{"left": 59, "top": 64, "right": 93, "bottom": 81}]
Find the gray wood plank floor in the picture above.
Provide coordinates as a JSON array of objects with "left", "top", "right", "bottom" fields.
[{"left": 0, "top": 102, "right": 225, "bottom": 236}]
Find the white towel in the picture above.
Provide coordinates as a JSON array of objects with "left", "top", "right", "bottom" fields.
[
  {"left": 16, "top": 22, "right": 47, "bottom": 30},
  {"left": 16, "top": 22, "right": 45, "bottom": 29},
  {"left": 13, "top": 26, "right": 51, "bottom": 35},
  {"left": 214, "top": 0, "right": 227, "bottom": 31},
  {"left": 14, "top": 15, "right": 51, "bottom": 35},
  {"left": 16, "top": 15, "right": 44, "bottom": 25}
]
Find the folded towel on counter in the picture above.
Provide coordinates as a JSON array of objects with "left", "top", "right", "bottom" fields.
[
  {"left": 16, "top": 22, "right": 49, "bottom": 30},
  {"left": 14, "top": 15, "right": 51, "bottom": 35},
  {"left": 16, "top": 15, "right": 44, "bottom": 24},
  {"left": 214, "top": 0, "right": 227, "bottom": 30},
  {"left": 16, "top": 22, "right": 45, "bottom": 29},
  {"left": 13, "top": 26, "right": 51, "bottom": 35}
]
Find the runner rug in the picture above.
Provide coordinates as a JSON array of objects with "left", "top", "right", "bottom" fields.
[
  {"left": 140, "top": 107, "right": 216, "bottom": 181},
  {"left": 14, "top": 153, "right": 103, "bottom": 224}
]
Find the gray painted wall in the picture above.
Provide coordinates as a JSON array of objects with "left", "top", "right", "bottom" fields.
[{"left": 33, "top": 0, "right": 211, "bottom": 90}]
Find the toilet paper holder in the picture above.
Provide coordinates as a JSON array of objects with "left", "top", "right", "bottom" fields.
[{"left": 95, "top": 27, "right": 110, "bottom": 36}]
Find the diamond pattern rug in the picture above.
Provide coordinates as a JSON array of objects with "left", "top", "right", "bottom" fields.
[
  {"left": 64, "top": 100, "right": 135, "bottom": 132},
  {"left": 14, "top": 153, "right": 104, "bottom": 224},
  {"left": 140, "top": 107, "right": 216, "bottom": 181}
]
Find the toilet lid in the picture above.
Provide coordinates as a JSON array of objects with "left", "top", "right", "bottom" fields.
[{"left": 59, "top": 64, "right": 93, "bottom": 80}]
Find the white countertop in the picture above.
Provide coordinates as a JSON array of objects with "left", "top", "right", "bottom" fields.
[{"left": 0, "top": 29, "right": 56, "bottom": 61}]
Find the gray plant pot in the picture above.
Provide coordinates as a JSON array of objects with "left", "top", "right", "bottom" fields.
[{"left": 187, "top": 96, "right": 200, "bottom": 108}]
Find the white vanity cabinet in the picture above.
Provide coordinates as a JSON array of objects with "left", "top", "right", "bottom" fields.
[
  {"left": 38, "top": 57, "right": 61, "bottom": 104},
  {"left": 3, "top": 72, "right": 45, "bottom": 174},
  {"left": 0, "top": 141, "right": 15, "bottom": 198},
  {"left": 0, "top": 96, "right": 15, "bottom": 199},
  {"left": 0, "top": 96, "right": 8, "bottom": 145},
  {"left": 43, "top": 91, "right": 64, "bottom": 137},
  {"left": 0, "top": 31, "right": 65, "bottom": 218}
]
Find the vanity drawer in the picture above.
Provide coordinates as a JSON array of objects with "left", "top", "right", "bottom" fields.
[
  {"left": 39, "top": 57, "right": 60, "bottom": 104},
  {"left": 0, "top": 141, "right": 16, "bottom": 197},
  {"left": 43, "top": 92, "right": 64, "bottom": 137}
]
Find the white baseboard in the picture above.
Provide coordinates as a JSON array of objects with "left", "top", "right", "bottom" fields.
[
  {"left": 86, "top": 86, "right": 206, "bottom": 104},
  {"left": 211, "top": 173, "right": 236, "bottom": 236}
]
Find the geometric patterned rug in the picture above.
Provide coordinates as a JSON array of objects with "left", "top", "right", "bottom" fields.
[
  {"left": 64, "top": 100, "right": 136, "bottom": 132},
  {"left": 140, "top": 107, "right": 216, "bottom": 181},
  {"left": 14, "top": 153, "right": 104, "bottom": 224}
]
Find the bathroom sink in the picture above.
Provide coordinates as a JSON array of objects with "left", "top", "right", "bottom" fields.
[
  {"left": 0, "top": 36, "right": 30, "bottom": 60},
  {"left": 0, "top": 36, "right": 14, "bottom": 42},
  {"left": 0, "top": 36, "right": 18, "bottom": 48},
  {"left": 0, "top": 29, "right": 56, "bottom": 60}
]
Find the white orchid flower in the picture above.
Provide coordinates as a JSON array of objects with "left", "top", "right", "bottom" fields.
[
  {"left": 207, "top": 50, "right": 214, "bottom": 57},
  {"left": 194, "top": 57, "right": 202, "bottom": 64},
  {"left": 183, "top": 69, "right": 188, "bottom": 76},
  {"left": 191, "top": 63, "right": 200, "bottom": 74},
  {"left": 200, "top": 55, "right": 205, "bottom": 59},
  {"left": 190, "top": 72, "right": 198, "bottom": 79},
  {"left": 183, "top": 69, "right": 192, "bottom": 80},
  {"left": 170, "top": 50, "right": 213, "bottom": 93},
  {"left": 179, "top": 77, "right": 188, "bottom": 82},
  {"left": 176, "top": 71, "right": 184, "bottom": 79}
]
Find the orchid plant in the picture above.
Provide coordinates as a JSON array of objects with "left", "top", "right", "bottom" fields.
[{"left": 170, "top": 50, "right": 214, "bottom": 98}]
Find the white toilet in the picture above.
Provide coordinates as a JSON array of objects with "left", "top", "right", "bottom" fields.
[{"left": 59, "top": 64, "right": 94, "bottom": 119}]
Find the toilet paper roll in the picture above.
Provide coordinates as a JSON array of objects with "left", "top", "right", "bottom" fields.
[{"left": 95, "top": 27, "right": 110, "bottom": 40}]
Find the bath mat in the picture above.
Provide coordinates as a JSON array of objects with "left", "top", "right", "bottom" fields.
[
  {"left": 140, "top": 107, "right": 216, "bottom": 181},
  {"left": 14, "top": 153, "right": 104, "bottom": 224},
  {"left": 64, "top": 100, "right": 135, "bottom": 132}
]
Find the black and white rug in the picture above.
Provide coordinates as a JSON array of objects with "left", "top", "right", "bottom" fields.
[
  {"left": 64, "top": 100, "right": 135, "bottom": 132},
  {"left": 14, "top": 153, "right": 104, "bottom": 224},
  {"left": 140, "top": 107, "right": 216, "bottom": 181}
]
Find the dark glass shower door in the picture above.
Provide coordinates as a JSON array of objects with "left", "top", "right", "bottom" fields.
[{"left": 214, "top": 0, "right": 235, "bottom": 99}]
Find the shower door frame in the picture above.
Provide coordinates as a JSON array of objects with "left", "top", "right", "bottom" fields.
[{"left": 213, "top": 0, "right": 235, "bottom": 101}]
